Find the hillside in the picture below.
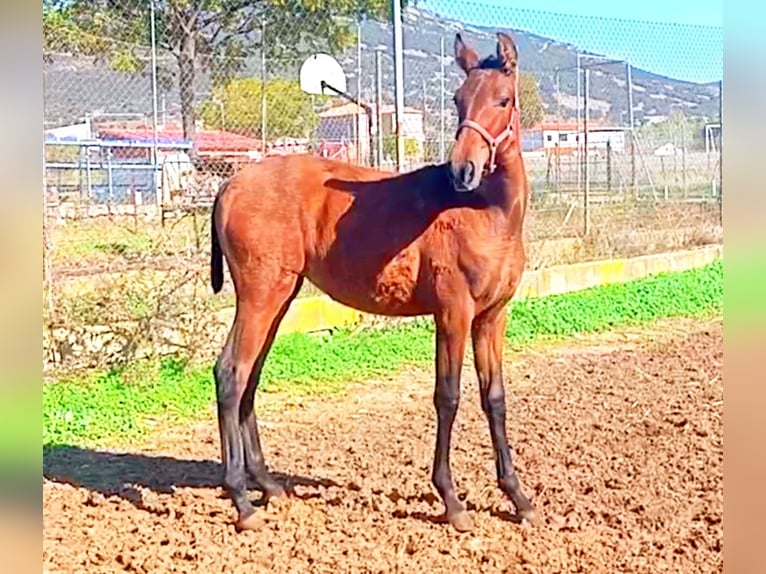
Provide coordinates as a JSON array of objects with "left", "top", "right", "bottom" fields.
[
  {"left": 43, "top": 6, "right": 721, "bottom": 129},
  {"left": 349, "top": 7, "right": 721, "bottom": 124}
]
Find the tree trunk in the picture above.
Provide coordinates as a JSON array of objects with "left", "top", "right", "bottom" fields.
[{"left": 178, "top": 30, "right": 197, "bottom": 158}]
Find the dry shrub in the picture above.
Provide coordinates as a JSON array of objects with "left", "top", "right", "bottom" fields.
[
  {"left": 44, "top": 262, "right": 227, "bottom": 373},
  {"left": 525, "top": 197, "right": 721, "bottom": 268},
  {"left": 43, "top": 209, "right": 228, "bottom": 374}
]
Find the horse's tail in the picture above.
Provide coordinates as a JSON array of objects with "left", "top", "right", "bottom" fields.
[{"left": 210, "top": 190, "right": 224, "bottom": 294}]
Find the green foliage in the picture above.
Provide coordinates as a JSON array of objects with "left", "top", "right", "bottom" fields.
[
  {"left": 43, "top": 0, "right": 148, "bottom": 71},
  {"left": 43, "top": 260, "right": 722, "bottom": 448},
  {"left": 382, "top": 135, "right": 420, "bottom": 160},
  {"left": 45, "top": 144, "right": 81, "bottom": 163},
  {"left": 505, "top": 259, "right": 722, "bottom": 339},
  {"left": 110, "top": 49, "right": 142, "bottom": 73},
  {"left": 43, "top": 0, "right": 407, "bottom": 140},
  {"left": 43, "top": 357, "right": 212, "bottom": 447},
  {"left": 198, "top": 78, "right": 322, "bottom": 138},
  {"left": 518, "top": 71, "right": 544, "bottom": 129},
  {"left": 638, "top": 109, "right": 708, "bottom": 150}
]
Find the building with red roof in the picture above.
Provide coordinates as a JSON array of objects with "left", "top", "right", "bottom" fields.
[{"left": 97, "top": 123, "right": 265, "bottom": 162}]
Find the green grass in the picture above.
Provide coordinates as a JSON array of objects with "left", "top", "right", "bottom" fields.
[
  {"left": 50, "top": 216, "right": 205, "bottom": 267},
  {"left": 43, "top": 259, "right": 722, "bottom": 448}
]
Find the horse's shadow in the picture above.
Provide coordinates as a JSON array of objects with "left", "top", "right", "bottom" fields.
[
  {"left": 43, "top": 444, "right": 339, "bottom": 510},
  {"left": 43, "top": 445, "right": 528, "bottom": 527}
]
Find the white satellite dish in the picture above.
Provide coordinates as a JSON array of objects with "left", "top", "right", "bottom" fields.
[{"left": 299, "top": 53, "right": 347, "bottom": 96}]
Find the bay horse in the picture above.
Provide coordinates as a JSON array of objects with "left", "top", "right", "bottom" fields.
[{"left": 209, "top": 31, "right": 536, "bottom": 533}]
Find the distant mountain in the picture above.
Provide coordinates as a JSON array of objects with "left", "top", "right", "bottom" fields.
[
  {"left": 43, "top": 6, "right": 721, "bottom": 130},
  {"left": 345, "top": 7, "right": 721, "bottom": 126}
]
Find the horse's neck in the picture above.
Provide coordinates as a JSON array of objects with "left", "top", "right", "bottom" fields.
[{"left": 485, "top": 153, "right": 528, "bottom": 235}]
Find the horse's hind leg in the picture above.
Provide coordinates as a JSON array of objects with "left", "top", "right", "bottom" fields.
[
  {"left": 214, "top": 272, "right": 302, "bottom": 531},
  {"left": 239, "top": 277, "right": 304, "bottom": 500},
  {"left": 471, "top": 307, "right": 536, "bottom": 524}
]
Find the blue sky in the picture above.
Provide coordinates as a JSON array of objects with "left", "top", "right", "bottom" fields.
[{"left": 419, "top": 0, "right": 723, "bottom": 84}]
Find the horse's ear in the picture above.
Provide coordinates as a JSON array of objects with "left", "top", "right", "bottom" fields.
[
  {"left": 496, "top": 32, "right": 518, "bottom": 75},
  {"left": 454, "top": 33, "right": 479, "bottom": 74}
]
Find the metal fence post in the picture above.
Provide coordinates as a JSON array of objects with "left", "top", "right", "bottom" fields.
[
  {"left": 375, "top": 49, "right": 384, "bottom": 168},
  {"left": 392, "top": 0, "right": 405, "bottom": 172}
]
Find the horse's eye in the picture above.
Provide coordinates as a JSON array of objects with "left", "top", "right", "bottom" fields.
[{"left": 498, "top": 98, "right": 510, "bottom": 108}]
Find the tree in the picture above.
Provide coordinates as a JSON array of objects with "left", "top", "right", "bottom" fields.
[
  {"left": 518, "top": 71, "right": 543, "bottom": 130},
  {"left": 382, "top": 135, "right": 420, "bottom": 161},
  {"left": 637, "top": 109, "right": 706, "bottom": 151},
  {"left": 43, "top": 0, "right": 407, "bottom": 154},
  {"left": 198, "top": 78, "right": 322, "bottom": 138}
]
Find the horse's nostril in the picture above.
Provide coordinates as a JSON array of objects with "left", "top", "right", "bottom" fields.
[
  {"left": 449, "top": 161, "right": 478, "bottom": 190},
  {"left": 448, "top": 162, "right": 460, "bottom": 182},
  {"left": 462, "top": 161, "right": 475, "bottom": 184}
]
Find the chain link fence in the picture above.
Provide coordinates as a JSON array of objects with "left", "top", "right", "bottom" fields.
[
  {"left": 401, "top": 1, "right": 722, "bottom": 250},
  {"left": 42, "top": 0, "right": 722, "bottom": 373}
]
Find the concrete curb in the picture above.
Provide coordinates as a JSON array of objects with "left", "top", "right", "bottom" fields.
[
  {"left": 516, "top": 243, "right": 722, "bottom": 300},
  {"left": 45, "top": 244, "right": 722, "bottom": 371},
  {"left": 257, "top": 244, "right": 722, "bottom": 337}
]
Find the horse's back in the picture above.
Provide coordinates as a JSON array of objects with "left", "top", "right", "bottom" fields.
[{"left": 216, "top": 155, "right": 393, "bottom": 268}]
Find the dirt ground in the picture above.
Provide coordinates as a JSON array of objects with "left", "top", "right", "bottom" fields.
[{"left": 43, "top": 316, "right": 723, "bottom": 574}]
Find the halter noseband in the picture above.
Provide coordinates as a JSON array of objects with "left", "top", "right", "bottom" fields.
[
  {"left": 456, "top": 74, "right": 520, "bottom": 175},
  {"left": 456, "top": 104, "right": 518, "bottom": 175}
]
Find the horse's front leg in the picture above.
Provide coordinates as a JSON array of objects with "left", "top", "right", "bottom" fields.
[{"left": 431, "top": 309, "right": 473, "bottom": 532}]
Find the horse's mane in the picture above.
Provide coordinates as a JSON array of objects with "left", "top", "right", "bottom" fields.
[{"left": 477, "top": 55, "right": 503, "bottom": 70}]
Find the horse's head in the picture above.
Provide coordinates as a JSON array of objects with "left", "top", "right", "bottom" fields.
[{"left": 449, "top": 32, "right": 521, "bottom": 193}]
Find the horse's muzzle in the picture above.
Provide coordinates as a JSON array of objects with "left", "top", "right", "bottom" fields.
[{"left": 449, "top": 160, "right": 481, "bottom": 192}]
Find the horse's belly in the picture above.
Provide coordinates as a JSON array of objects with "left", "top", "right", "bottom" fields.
[{"left": 307, "top": 249, "right": 425, "bottom": 317}]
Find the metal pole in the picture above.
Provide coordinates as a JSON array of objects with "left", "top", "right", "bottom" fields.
[
  {"left": 392, "top": 0, "right": 405, "bottom": 172},
  {"left": 576, "top": 53, "right": 582, "bottom": 198},
  {"left": 150, "top": 0, "right": 160, "bottom": 211},
  {"left": 107, "top": 149, "right": 114, "bottom": 211},
  {"left": 681, "top": 110, "right": 687, "bottom": 197},
  {"left": 583, "top": 68, "right": 590, "bottom": 237},
  {"left": 606, "top": 139, "right": 612, "bottom": 192},
  {"left": 626, "top": 63, "right": 635, "bottom": 130},
  {"left": 217, "top": 99, "right": 225, "bottom": 131},
  {"left": 261, "top": 17, "right": 267, "bottom": 151},
  {"left": 375, "top": 49, "right": 384, "bottom": 167},
  {"left": 627, "top": 61, "right": 636, "bottom": 192},
  {"left": 356, "top": 20, "right": 362, "bottom": 164},
  {"left": 85, "top": 146, "right": 93, "bottom": 201},
  {"left": 576, "top": 54, "right": 581, "bottom": 133},
  {"left": 439, "top": 35, "right": 446, "bottom": 162},
  {"left": 320, "top": 81, "right": 375, "bottom": 167},
  {"left": 422, "top": 78, "right": 427, "bottom": 163},
  {"left": 555, "top": 68, "right": 561, "bottom": 123},
  {"left": 560, "top": 68, "right": 561, "bottom": 196}
]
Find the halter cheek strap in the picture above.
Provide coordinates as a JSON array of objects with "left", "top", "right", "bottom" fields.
[
  {"left": 456, "top": 105, "right": 518, "bottom": 174},
  {"left": 456, "top": 76, "right": 520, "bottom": 175}
]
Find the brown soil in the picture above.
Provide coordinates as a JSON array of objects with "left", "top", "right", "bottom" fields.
[{"left": 43, "top": 317, "right": 723, "bottom": 574}]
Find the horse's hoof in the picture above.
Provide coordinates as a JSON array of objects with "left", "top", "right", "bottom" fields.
[
  {"left": 235, "top": 512, "right": 265, "bottom": 532},
  {"left": 448, "top": 509, "right": 474, "bottom": 533},
  {"left": 265, "top": 488, "right": 288, "bottom": 502},
  {"left": 517, "top": 507, "right": 539, "bottom": 526},
  {"left": 266, "top": 491, "right": 289, "bottom": 508}
]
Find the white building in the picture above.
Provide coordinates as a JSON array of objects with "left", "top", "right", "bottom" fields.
[{"left": 538, "top": 122, "right": 627, "bottom": 155}]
